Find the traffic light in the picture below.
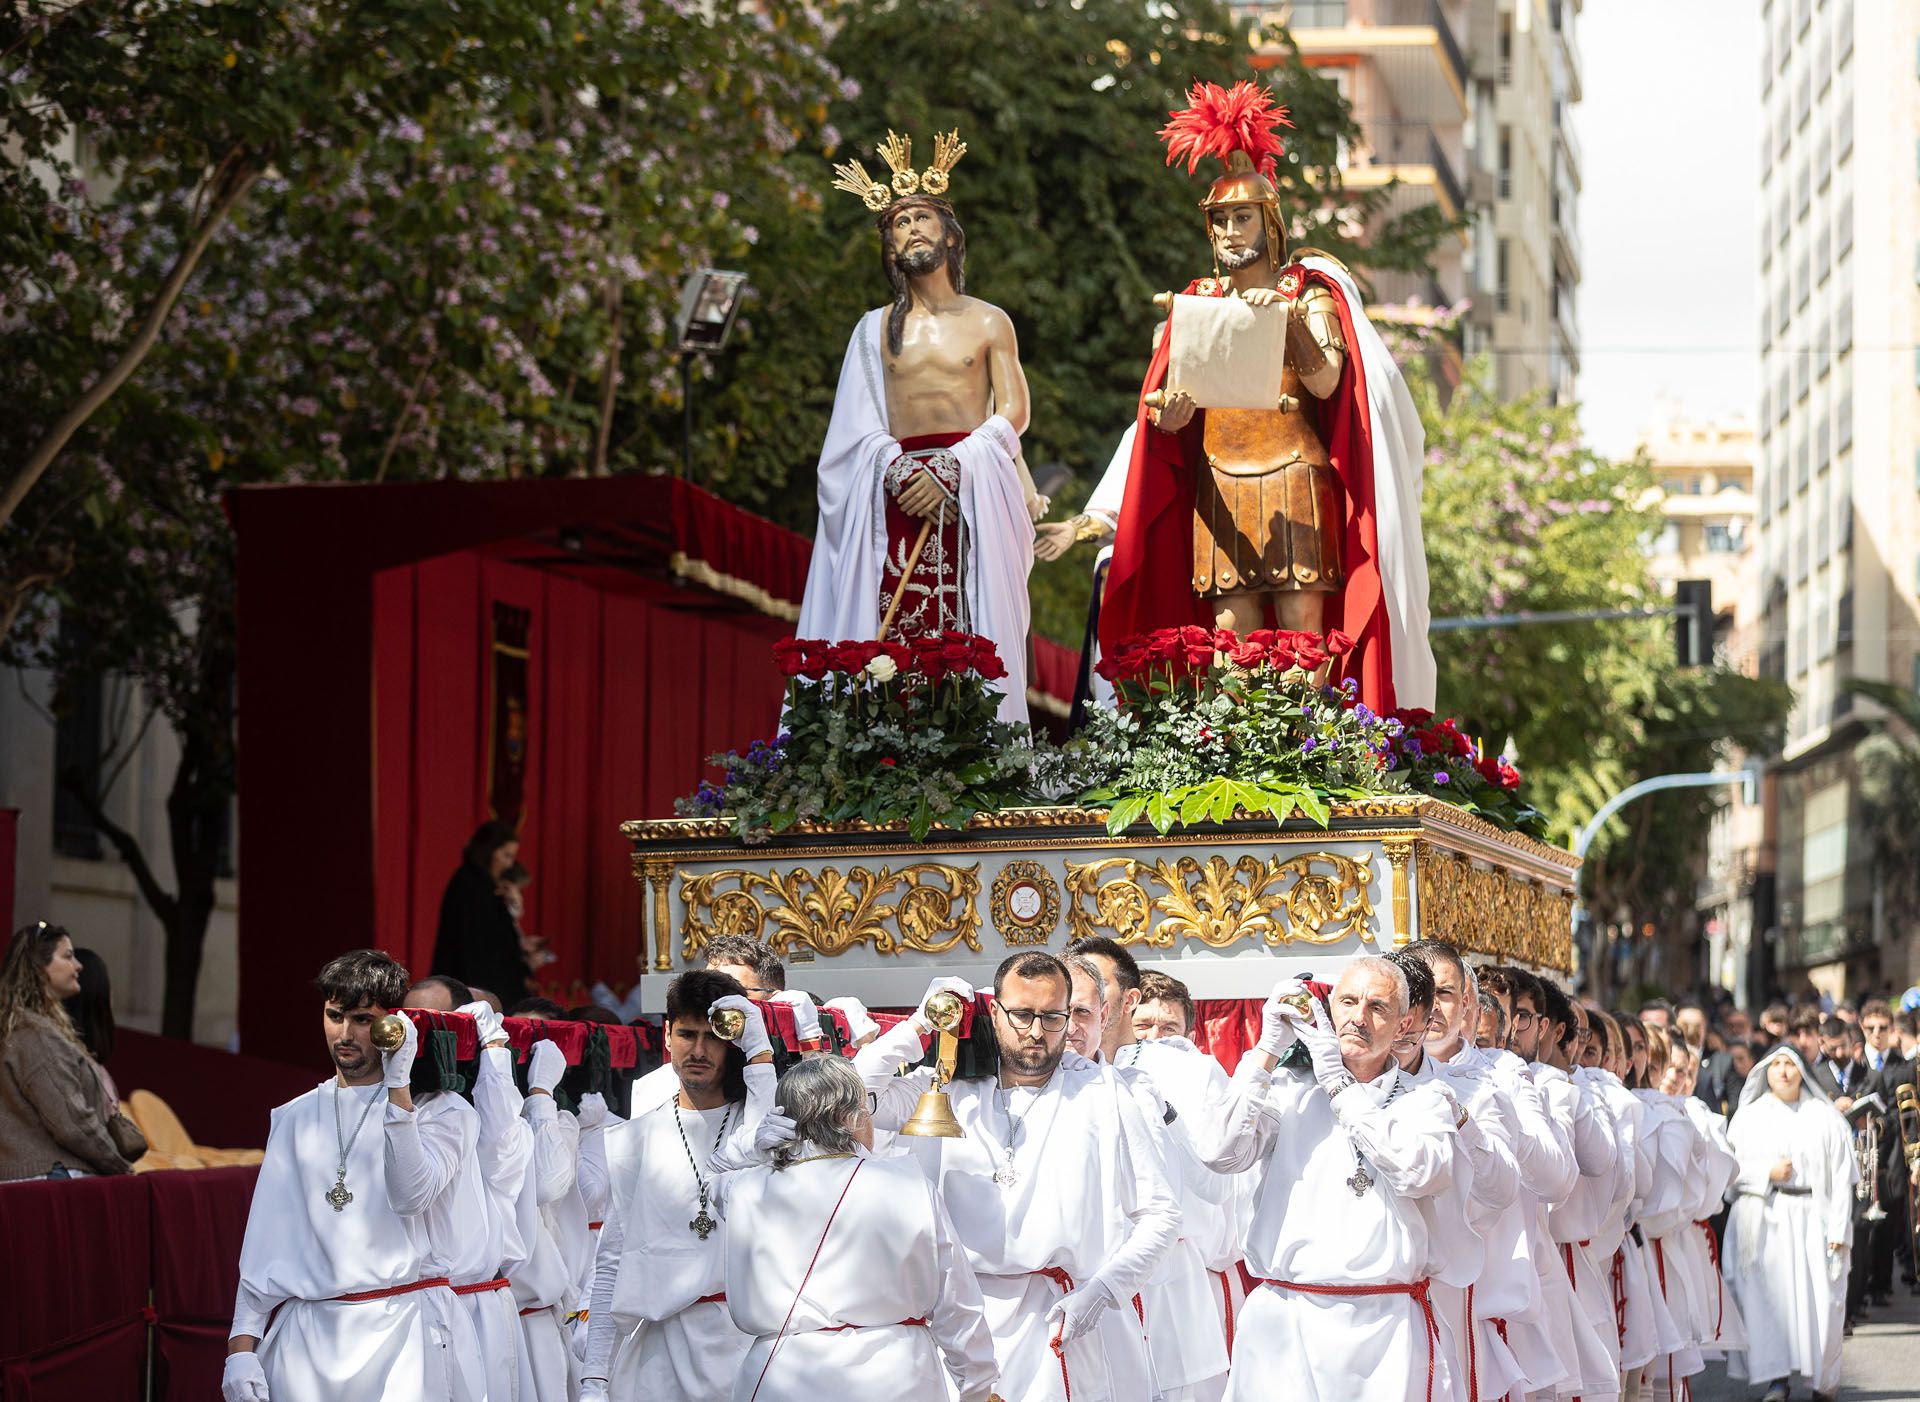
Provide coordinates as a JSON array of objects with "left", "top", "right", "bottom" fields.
[{"left": 1674, "top": 579, "right": 1713, "bottom": 667}]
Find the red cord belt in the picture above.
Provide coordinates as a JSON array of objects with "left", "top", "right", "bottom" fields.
[
  {"left": 334, "top": 1276, "right": 450, "bottom": 1303},
  {"left": 1248, "top": 1274, "right": 1439, "bottom": 1402},
  {"left": 451, "top": 1277, "right": 511, "bottom": 1297},
  {"left": 1695, "top": 1219, "right": 1724, "bottom": 1337}
]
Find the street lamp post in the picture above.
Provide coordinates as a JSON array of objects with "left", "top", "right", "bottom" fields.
[{"left": 671, "top": 269, "right": 750, "bottom": 483}]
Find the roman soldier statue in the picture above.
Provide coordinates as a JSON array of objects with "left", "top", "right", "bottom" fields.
[{"left": 1099, "top": 81, "right": 1436, "bottom": 714}]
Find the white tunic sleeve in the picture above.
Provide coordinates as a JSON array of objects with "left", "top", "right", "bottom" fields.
[
  {"left": 1331, "top": 1081, "right": 1455, "bottom": 1198},
  {"left": 852, "top": 1018, "right": 936, "bottom": 1129},
  {"left": 582, "top": 1192, "right": 625, "bottom": 1382},
  {"left": 472, "top": 1047, "right": 533, "bottom": 1199},
  {"left": 384, "top": 1097, "right": 463, "bottom": 1217},
  {"left": 1188, "top": 1053, "right": 1285, "bottom": 1173},
  {"left": 523, "top": 1093, "right": 578, "bottom": 1206},
  {"left": 1088, "top": 1079, "right": 1182, "bottom": 1301}
]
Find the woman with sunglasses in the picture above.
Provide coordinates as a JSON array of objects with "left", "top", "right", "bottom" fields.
[{"left": 0, "top": 922, "right": 136, "bottom": 1181}]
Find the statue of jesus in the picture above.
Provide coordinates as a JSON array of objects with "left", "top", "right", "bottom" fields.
[{"left": 794, "top": 130, "right": 1039, "bottom": 725}]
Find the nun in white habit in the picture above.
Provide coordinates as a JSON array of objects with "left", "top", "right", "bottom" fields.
[{"left": 1722, "top": 1045, "right": 1856, "bottom": 1402}]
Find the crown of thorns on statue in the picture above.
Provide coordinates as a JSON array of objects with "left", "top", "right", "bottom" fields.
[
  {"left": 831, "top": 130, "right": 968, "bottom": 212},
  {"left": 1158, "top": 79, "right": 1292, "bottom": 178}
]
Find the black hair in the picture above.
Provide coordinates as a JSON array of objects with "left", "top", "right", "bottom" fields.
[
  {"left": 568, "top": 1004, "right": 622, "bottom": 1024},
  {"left": 664, "top": 968, "right": 750, "bottom": 1102},
  {"left": 410, "top": 973, "right": 474, "bottom": 1008},
  {"left": 462, "top": 820, "right": 519, "bottom": 870},
  {"left": 1063, "top": 935, "right": 1142, "bottom": 993},
  {"left": 702, "top": 935, "right": 786, "bottom": 992},
  {"left": 509, "top": 995, "right": 566, "bottom": 1019},
  {"left": 1537, "top": 978, "right": 1578, "bottom": 1052},
  {"left": 993, "top": 950, "right": 1071, "bottom": 1002},
  {"left": 315, "top": 949, "right": 409, "bottom": 1011},
  {"left": 63, "top": 947, "right": 116, "bottom": 1062},
  {"left": 878, "top": 197, "right": 967, "bottom": 356},
  {"left": 1388, "top": 950, "right": 1436, "bottom": 1014}
]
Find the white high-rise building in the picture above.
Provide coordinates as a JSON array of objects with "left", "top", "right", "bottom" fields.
[{"left": 1755, "top": 0, "right": 1920, "bottom": 996}]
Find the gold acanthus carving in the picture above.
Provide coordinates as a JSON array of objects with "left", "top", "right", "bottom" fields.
[
  {"left": 1065, "top": 852, "right": 1374, "bottom": 950},
  {"left": 679, "top": 864, "right": 983, "bottom": 962},
  {"left": 1414, "top": 848, "right": 1572, "bottom": 971}
]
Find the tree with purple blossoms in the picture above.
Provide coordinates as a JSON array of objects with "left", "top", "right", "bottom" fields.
[{"left": 1, "top": 0, "right": 843, "bottom": 1037}]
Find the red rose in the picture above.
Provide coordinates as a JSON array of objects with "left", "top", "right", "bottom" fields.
[
  {"left": 1145, "top": 631, "right": 1183, "bottom": 664},
  {"left": 1211, "top": 627, "right": 1240, "bottom": 654},
  {"left": 1226, "top": 638, "right": 1267, "bottom": 669},
  {"left": 1177, "top": 624, "right": 1214, "bottom": 651},
  {"left": 1325, "top": 629, "right": 1356, "bottom": 657},
  {"left": 1267, "top": 636, "right": 1298, "bottom": 671},
  {"left": 1498, "top": 761, "right": 1522, "bottom": 790},
  {"left": 1293, "top": 635, "right": 1328, "bottom": 670},
  {"left": 879, "top": 757, "right": 896, "bottom": 766},
  {"left": 1395, "top": 708, "right": 1434, "bottom": 728},
  {"left": 1245, "top": 628, "right": 1278, "bottom": 648},
  {"left": 975, "top": 654, "right": 1008, "bottom": 681},
  {"left": 772, "top": 638, "right": 806, "bottom": 677}
]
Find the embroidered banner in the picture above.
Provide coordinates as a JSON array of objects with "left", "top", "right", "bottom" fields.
[{"left": 486, "top": 603, "right": 531, "bottom": 830}]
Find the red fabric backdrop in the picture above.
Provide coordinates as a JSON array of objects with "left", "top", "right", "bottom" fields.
[
  {"left": 370, "top": 551, "right": 787, "bottom": 995},
  {"left": 0, "top": 1166, "right": 258, "bottom": 1402}
]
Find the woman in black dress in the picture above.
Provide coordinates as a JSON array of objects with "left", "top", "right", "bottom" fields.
[{"left": 429, "top": 820, "right": 529, "bottom": 1001}]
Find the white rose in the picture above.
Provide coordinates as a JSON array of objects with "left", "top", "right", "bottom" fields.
[{"left": 866, "top": 654, "right": 898, "bottom": 683}]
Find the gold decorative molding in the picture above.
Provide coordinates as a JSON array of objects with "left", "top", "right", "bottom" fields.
[
  {"left": 990, "top": 860, "right": 1060, "bottom": 945},
  {"left": 1065, "top": 852, "right": 1374, "bottom": 950},
  {"left": 1382, "top": 836, "right": 1416, "bottom": 948},
  {"left": 643, "top": 858, "right": 675, "bottom": 972},
  {"left": 1413, "top": 847, "right": 1571, "bottom": 971},
  {"left": 678, "top": 864, "right": 983, "bottom": 962}
]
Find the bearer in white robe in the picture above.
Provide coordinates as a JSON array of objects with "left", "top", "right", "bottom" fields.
[
  {"left": 1633, "top": 1036, "right": 1705, "bottom": 1399},
  {"left": 713, "top": 1054, "right": 997, "bottom": 1401},
  {"left": 1063, "top": 953, "right": 1221, "bottom": 1402},
  {"left": 582, "top": 974, "right": 775, "bottom": 1402},
  {"left": 1533, "top": 989, "right": 1623, "bottom": 1402},
  {"left": 570, "top": 1090, "right": 617, "bottom": 1359},
  {"left": 855, "top": 956, "right": 1180, "bottom": 1402},
  {"left": 1673, "top": 1054, "right": 1743, "bottom": 1354},
  {"left": 224, "top": 952, "right": 465, "bottom": 1402},
  {"left": 1395, "top": 947, "right": 1525, "bottom": 1402},
  {"left": 1723, "top": 1047, "right": 1855, "bottom": 1402},
  {"left": 1191, "top": 959, "right": 1459, "bottom": 1402}
]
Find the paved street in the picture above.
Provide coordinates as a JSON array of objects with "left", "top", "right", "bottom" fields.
[{"left": 1687, "top": 1281, "right": 1920, "bottom": 1402}]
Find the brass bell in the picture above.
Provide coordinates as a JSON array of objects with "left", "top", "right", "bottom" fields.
[
  {"left": 900, "top": 990, "right": 968, "bottom": 1140},
  {"left": 371, "top": 1013, "right": 409, "bottom": 1051},
  {"left": 710, "top": 1006, "right": 748, "bottom": 1042}
]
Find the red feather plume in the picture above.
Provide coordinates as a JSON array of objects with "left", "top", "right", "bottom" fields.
[{"left": 1158, "top": 79, "right": 1293, "bottom": 179}]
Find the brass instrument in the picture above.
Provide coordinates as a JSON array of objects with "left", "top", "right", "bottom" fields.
[
  {"left": 1858, "top": 1115, "right": 1888, "bottom": 1222},
  {"left": 710, "top": 1005, "right": 748, "bottom": 1042},
  {"left": 1896, "top": 1083, "right": 1920, "bottom": 1169},
  {"left": 371, "top": 1013, "right": 409, "bottom": 1052},
  {"left": 900, "top": 990, "right": 967, "bottom": 1139}
]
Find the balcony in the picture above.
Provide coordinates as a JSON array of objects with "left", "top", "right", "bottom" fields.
[
  {"left": 1343, "top": 116, "right": 1468, "bottom": 219},
  {"left": 1549, "top": 0, "right": 1582, "bottom": 102},
  {"left": 1551, "top": 195, "right": 1582, "bottom": 282},
  {"left": 1555, "top": 99, "right": 1583, "bottom": 191},
  {"left": 1242, "top": 0, "right": 1468, "bottom": 125}
]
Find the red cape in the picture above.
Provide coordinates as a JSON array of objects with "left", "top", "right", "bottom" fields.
[{"left": 1098, "top": 269, "right": 1398, "bottom": 714}]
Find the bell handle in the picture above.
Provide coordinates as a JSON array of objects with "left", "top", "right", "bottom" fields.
[{"left": 1152, "top": 291, "right": 1175, "bottom": 315}]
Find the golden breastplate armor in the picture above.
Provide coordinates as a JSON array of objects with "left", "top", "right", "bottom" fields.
[{"left": 1192, "top": 349, "right": 1345, "bottom": 598}]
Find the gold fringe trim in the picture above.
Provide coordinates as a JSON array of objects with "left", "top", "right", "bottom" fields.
[{"left": 668, "top": 551, "right": 802, "bottom": 622}]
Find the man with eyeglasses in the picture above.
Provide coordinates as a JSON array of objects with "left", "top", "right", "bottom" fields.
[
  {"left": 1860, "top": 999, "right": 1914, "bottom": 1307},
  {"left": 853, "top": 954, "right": 1179, "bottom": 1402}
]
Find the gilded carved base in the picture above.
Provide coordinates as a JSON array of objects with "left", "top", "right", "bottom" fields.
[{"left": 625, "top": 800, "right": 1575, "bottom": 1009}]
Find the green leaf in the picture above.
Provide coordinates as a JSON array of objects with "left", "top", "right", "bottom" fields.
[
  {"left": 1146, "top": 792, "right": 1176, "bottom": 835},
  {"left": 1106, "top": 793, "right": 1149, "bottom": 834}
]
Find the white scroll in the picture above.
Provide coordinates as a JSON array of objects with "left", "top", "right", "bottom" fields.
[{"left": 1164, "top": 293, "right": 1290, "bottom": 410}]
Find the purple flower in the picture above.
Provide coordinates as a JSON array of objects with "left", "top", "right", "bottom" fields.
[
  {"left": 1433, "top": 771, "right": 1450, "bottom": 784},
  {"left": 1300, "top": 737, "right": 1317, "bottom": 754},
  {"left": 1405, "top": 738, "right": 1423, "bottom": 759}
]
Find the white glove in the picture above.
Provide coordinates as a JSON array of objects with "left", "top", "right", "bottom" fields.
[
  {"left": 381, "top": 1012, "right": 418, "bottom": 1090},
  {"left": 222, "top": 1351, "right": 271, "bottom": 1402},
  {"left": 578, "top": 1380, "right": 610, "bottom": 1402},
  {"left": 913, "top": 976, "right": 975, "bottom": 1035},
  {"left": 1045, "top": 1278, "right": 1116, "bottom": 1345},
  {"left": 457, "top": 999, "right": 505, "bottom": 1047},
  {"left": 1297, "top": 994, "right": 1348, "bottom": 1090},
  {"left": 1256, "top": 979, "right": 1310, "bottom": 1058},
  {"left": 711, "top": 994, "right": 773, "bottom": 1061},
  {"left": 754, "top": 1108, "right": 799, "bottom": 1159},
  {"left": 824, "top": 996, "right": 880, "bottom": 1044},
  {"left": 528, "top": 1039, "right": 568, "bottom": 1094},
  {"left": 772, "top": 990, "right": 825, "bottom": 1046},
  {"left": 575, "top": 1092, "right": 610, "bottom": 1132}
]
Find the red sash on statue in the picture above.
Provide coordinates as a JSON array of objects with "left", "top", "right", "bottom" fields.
[{"left": 880, "top": 430, "right": 969, "bottom": 642}]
